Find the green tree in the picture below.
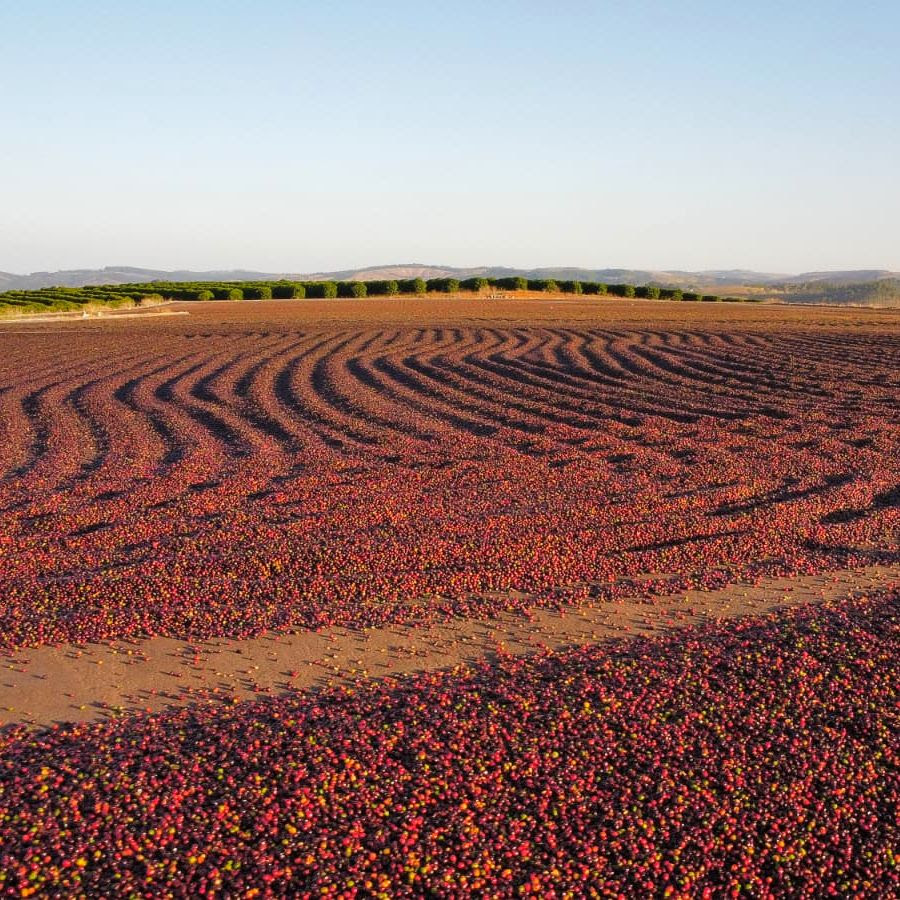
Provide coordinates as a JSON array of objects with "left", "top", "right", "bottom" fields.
[
  {"left": 304, "top": 282, "right": 334, "bottom": 299},
  {"left": 272, "top": 283, "right": 305, "bottom": 299},
  {"left": 398, "top": 278, "right": 427, "bottom": 294}
]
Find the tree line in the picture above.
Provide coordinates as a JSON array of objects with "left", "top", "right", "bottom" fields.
[{"left": 0, "top": 278, "right": 756, "bottom": 315}]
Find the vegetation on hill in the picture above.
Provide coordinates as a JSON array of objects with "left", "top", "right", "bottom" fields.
[{"left": 777, "top": 279, "right": 900, "bottom": 307}]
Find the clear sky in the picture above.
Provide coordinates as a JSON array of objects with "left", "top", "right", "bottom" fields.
[{"left": 2, "top": 1, "right": 898, "bottom": 275}]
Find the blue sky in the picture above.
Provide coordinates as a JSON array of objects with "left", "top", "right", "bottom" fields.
[{"left": 1, "top": 1, "right": 898, "bottom": 274}]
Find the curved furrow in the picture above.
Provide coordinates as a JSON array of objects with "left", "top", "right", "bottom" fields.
[
  {"left": 422, "top": 337, "right": 609, "bottom": 434},
  {"left": 113, "top": 350, "right": 210, "bottom": 474},
  {"left": 519, "top": 328, "right": 563, "bottom": 368},
  {"left": 650, "top": 331, "right": 771, "bottom": 383},
  {"left": 789, "top": 331, "right": 900, "bottom": 366},
  {"left": 273, "top": 332, "right": 381, "bottom": 454},
  {"left": 605, "top": 331, "right": 767, "bottom": 420},
  {"left": 599, "top": 331, "right": 738, "bottom": 422},
  {"left": 267, "top": 336, "right": 348, "bottom": 456},
  {"left": 774, "top": 334, "right": 900, "bottom": 399},
  {"left": 413, "top": 328, "right": 591, "bottom": 432},
  {"left": 402, "top": 326, "right": 597, "bottom": 436},
  {"left": 680, "top": 332, "right": 780, "bottom": 379},
  {"left": 307, "top": 333, "right": 388, "bottom": 447},
  {"left": 331, "top": 328, "right": 444, "bottom": 446},
  {"left": 188, "top": 336, "right": 298, "bottom": 457},
  {"left": 718, "top": 332, "right": 772, "bottom": 350},
  {"left": 554, "top": 333, "right": 712, "bottom": 424},
  {"left": 453, "top": 327, "right": 616, "bottom": 416},
  {"left": 577, "top": 331, "right": 634, "bottom": 380},
  {"left": 626, "top": 338, "right": 777, "bottom": 417},
  {"left": 232, "top": 335, "right": 311, "bottom": 451},
  {"left": 72, "top": 353, "right": 204, "bottom": 502},
  {"left": 233, "top": 334, "right": 304, "bottom": 399},
  {"left": 146, "top": 332, "right": 296, "bottom": 468},
  {"left": 416, "top": 327, "right": 586, "bottom": 427},
  {"left": 154, "top": 360, "right": 250, "bottom": 459},
  {"left": 505, "top": 330, "right": 663, "bottom": 423},
  {"left": 4, "top": 385, "right": 55, "bottom": 480},
  {"left": 515, "top": 329, "right": 735, "bottom": 431},
  {"left": 720, "top": 337, "right": 873, "bottom": 409},
  {"left": 340, "top": 338, "right": 442, "bottom": 449},
  {"left": 664, "top": 335, "right": 804, "bottom": 407},
  {"left": 661, "top": 333, "right": 837, "bottom": 407},
  {"left": 0, "top": 384, "right": 53, "bottom": 483},
  {"left": 518, "top": 329, "right": 638, "bottom": 399},
  {"left": 369, "top": 350, "right": 513, "bottom": 440},
  {"left": 500, "top": 328, "right": 660, "bottom": 408},
  {"left": 5, "top": 376, "right": 99, "bottom": 489},
  {"left": 0, "top": 344, "right": 131, "bottom": 484},
  {"left": 63, "top": 352, "right": 163, "bottom": 484}
]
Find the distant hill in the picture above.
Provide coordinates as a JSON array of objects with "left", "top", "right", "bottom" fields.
[
  {"left": 2, "top": 264, "right": 899, "bottom": 306},
  {"left": 777, "top": 269, "right": 899, "bottom": 286},
  {"left": 0, "top": 266, "right": 279, "bottom": 291},
  {"left": 284, "top": 265, "right": 900, "bottom": 292},
  {"left": 302, "top": 265, "right": 794, "bottom": 289},
  {"left": 774, "top": 279, "right": 900, "bottom": 307}
]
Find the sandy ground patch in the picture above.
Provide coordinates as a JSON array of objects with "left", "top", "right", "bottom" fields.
[
  {"left": 0, "top": 304, "right": 185, "bottom": 328},
  {"left": 1, "top": 564, "right": 895, "bottom": 729}
]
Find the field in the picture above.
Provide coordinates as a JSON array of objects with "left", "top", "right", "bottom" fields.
[{"left": 0, "top": 296, "right": 898, "bottom": 896}]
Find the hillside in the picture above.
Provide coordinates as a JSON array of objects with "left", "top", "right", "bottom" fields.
[
  {"left": 775, "top": 278, "right": 900, "bottom": 307},
  {"left": 0, "top": 267, "right": 279, "bottom": 291}
]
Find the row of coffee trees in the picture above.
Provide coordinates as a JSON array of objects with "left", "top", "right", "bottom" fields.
[{"left": 0, "top": 278, "right": 753, "bottom": 315}]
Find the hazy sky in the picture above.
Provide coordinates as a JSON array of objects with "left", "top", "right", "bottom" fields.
[{"left": 2, "top": 1, "right": 898, "bottom": 274}]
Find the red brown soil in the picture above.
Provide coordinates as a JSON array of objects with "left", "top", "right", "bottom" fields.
[{"left": 1, "top": 297, "right": 896, "bottom": 727}]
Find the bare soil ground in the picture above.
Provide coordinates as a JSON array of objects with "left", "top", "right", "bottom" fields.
[
  {"left": 1, "top": 296, "right": 896, "bottom": 728},
  {"left": 1, "top": 564, "right": 896, "bottom": 728},
  {"left": 3, "top": 293, "right": 898, "bottom": 330}
]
